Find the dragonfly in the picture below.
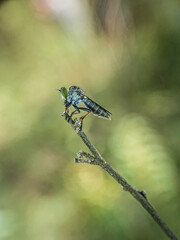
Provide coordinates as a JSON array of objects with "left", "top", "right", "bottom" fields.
[{"left": 58, "top": 86, "right": 112, "bottom": 123}]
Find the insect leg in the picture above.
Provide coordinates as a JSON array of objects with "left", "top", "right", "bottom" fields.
[
  {"left": 66, "top": 105, "right": 81, "bottom": 122},
  {"left": 64, "top": 107, "right": 70, "bottom": 121},
  {"left": 73, "top": 106, "right": 91, "bottom": 130},
  {"left": 64, "top": 100, "right": 72, "bottom": 119},
  {"left": 80, "top": 112, "right": 90, "bottom": 120},
  {"left": 71, "top": 105, "right": 91, "bottom": 117},
  {"left": 68, "top": 110, "right": 77, "bottom": 121},
  {"left": 75, "top": 107, "right": 91, "bottom": 119},
  {"left": 78, "top": 107, "right": 91, "bottom": 130},
  {"left": 76, "top": 107, "right": 91, "bottom": 112},
  {"left": 65, "top": 107, "right": 69, "bottom": 114}
]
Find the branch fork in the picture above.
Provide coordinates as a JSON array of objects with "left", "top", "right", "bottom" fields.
[
  {"left": 61, "top": 112, "right": 178, "bottom": 240},
  {"left": 74, "top": 150, "right": 98, "bottom": 165}
]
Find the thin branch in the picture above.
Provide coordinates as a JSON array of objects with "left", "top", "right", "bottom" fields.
[
  {"left": 74, "top": 150, "right": 98, "bottom": 165},
  {"left": 62, "top": 112, "right": 179, "bottom": 240}
]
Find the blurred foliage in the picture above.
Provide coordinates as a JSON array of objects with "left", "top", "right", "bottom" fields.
[{"left": 0, "top": 0, "right": 180, "bottom": 239}]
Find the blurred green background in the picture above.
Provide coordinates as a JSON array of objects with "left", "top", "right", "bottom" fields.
[{"left": 0, "top": 0, "right": 180, "bottom": 239}]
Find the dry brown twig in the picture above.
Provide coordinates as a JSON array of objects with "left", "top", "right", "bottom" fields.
[{"left": 62, "top": 111, "right": 178, "bottom": 240}]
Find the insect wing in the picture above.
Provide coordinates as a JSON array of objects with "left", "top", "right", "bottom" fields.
[{"left": 84, "top": 95, "right": 112, "bottom": 119}]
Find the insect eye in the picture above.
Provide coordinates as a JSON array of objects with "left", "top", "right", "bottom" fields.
[{"left": 60, "top": 87, "right": 68, "bottom": 98}]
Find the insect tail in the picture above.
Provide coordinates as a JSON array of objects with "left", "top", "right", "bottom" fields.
[{"left": 83, "top": 97, "right": 112, "bottom": 120}]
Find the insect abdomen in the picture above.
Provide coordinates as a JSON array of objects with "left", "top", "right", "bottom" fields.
[{"left": 83, "top": 97, "right": 111, "bottom": 120}]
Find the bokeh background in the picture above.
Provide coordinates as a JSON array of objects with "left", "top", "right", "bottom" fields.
[{"left": 0, "top": 0, "right": 180, "bottom": 239}]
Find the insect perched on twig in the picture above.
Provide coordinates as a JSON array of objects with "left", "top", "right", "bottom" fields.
[{"left": 58, "top": 86, "right": 112, "bottom": 125}]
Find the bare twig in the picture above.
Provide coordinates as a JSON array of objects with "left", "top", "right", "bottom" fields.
[{"left": 62, "top": 112, "right": 179, "bottom": 240}]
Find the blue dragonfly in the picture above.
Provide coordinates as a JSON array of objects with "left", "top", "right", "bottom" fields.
[{"left": 58, "top": 86, "right": 111, "bottom": 123}]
